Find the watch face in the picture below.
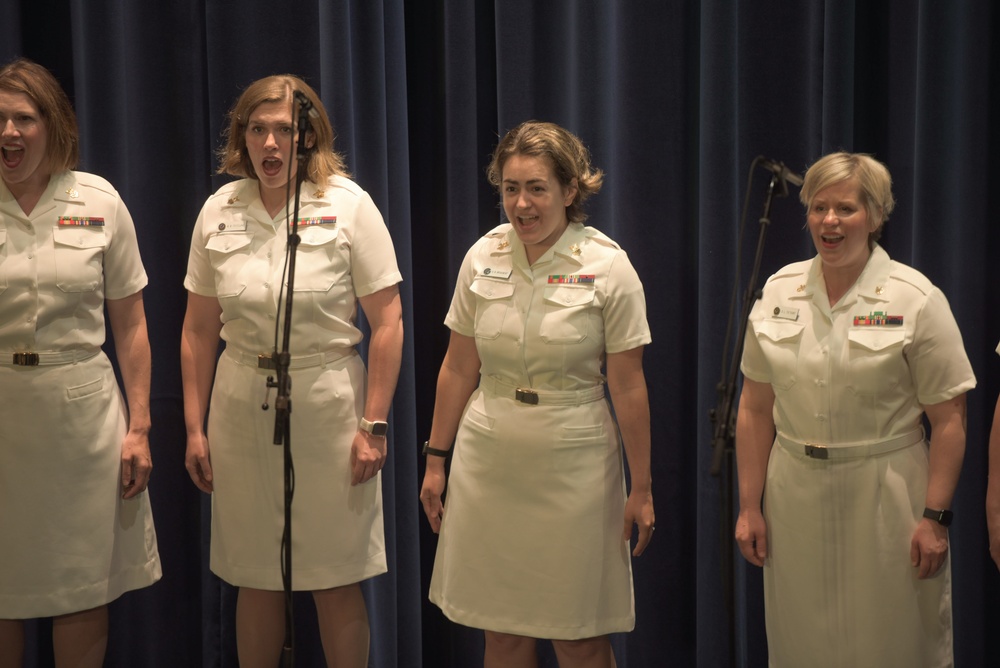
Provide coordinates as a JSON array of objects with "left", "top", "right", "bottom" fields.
[{"left": 361, "top": 418, "right": 388, "bottom": 436}]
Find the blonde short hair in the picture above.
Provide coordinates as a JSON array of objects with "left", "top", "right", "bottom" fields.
[{"left": 800, "top": 152, "right": 895, "bottom": 243}]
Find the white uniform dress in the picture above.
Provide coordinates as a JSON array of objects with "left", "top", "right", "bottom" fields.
[
  {"left": 184, "top": 175, "right": 401, "bottom": 590},
  {"left": 429, "top": 222, "right": 651, "bottom": 640},
  {"left": 741, "top": 245, "right": 975, "bottom": 668},
  {"left": 0, "top": 171, "right": 161, "bottom": 618}
]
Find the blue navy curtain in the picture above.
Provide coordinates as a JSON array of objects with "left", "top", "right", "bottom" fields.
[{"left": 3, "top": 1, "right": 998, "bottom": 666}]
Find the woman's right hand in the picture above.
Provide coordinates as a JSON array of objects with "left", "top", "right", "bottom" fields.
[
  {"left": 185, "top": 432, "right": 214, "bottom": 494},
  {"left": 735, "top": 507, "right": 768, "bottom": 567},
  {"left": 420, "top": 462, "right": 447, "bottom": 533}
]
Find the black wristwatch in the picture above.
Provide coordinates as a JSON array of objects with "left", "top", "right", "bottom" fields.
[
  {"left": 359, "top": 417, "right": 389, "bottom": 437},
  {"left": 923, "top": 507, "right": 953, "bottom": 527},
  {"left": 422, "top": 441, "right": 450, "bottom": 458}
]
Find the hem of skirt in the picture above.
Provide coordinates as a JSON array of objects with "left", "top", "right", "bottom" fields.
[
  {"left": 430, "top": 593, "right": 635, "bottom": 640},
  {"left": 0, "top": 556, "right": 162, "bottom": 619},
  {"left": 212, "top": 552, "right": 387, "bottom": 591}
]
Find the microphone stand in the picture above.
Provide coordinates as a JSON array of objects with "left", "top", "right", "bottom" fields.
[
  {"left": 267, "top": 91, "right": 315, "bottom": 668},
  {"left": 708, "top": 161, "right": 787, "bottom": 667}
]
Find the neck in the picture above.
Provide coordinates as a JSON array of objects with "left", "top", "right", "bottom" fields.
[
  {"left": 4, "top": 173, "right": 51, "bottom": 216},
  {"left": 822, "top": 255, "right": 870, "bottom": 306}
]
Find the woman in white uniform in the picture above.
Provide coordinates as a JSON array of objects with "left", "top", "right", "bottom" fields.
[
  {"left": 0, "top": 58, "right": 160, "bottom": 667},
  {"left": 734, "top": 152, "right": 975, "bottom": 667},
  {"left": 181, "top": 75, "right": 403, "bottom": 668},
  {"left": 419, "top": 120, "right": 655, "bottom": 668}
]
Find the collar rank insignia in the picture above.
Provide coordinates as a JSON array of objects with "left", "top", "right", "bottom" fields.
[
  {"left": 497, "top": 239, "right": 510, "bottom": 250},
  {"left": 57, "top": 216, "right": 105, "bottom": 226},
  {"left": 853, "top": 311, "right": 903, "bottom": 326}
]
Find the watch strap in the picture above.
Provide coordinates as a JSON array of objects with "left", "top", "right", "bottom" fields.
[
  {"left": 923, "top": 507, "right": 953, "bottom": 527},
  {"left": 423, "top": 441, "right": 450, "bottom": 457},
  {"left": 359, "top": 417, "right": 388, "bottom": 437}
]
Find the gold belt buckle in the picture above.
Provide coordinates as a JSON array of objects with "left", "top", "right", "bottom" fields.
[
  {"left": 12, "top": 352, "right": 39, "bottom": 366},
  {"left": 257, "top": 354, "right": 276, "bottom": 370},
  {"left": 804, "top": 443, "right": 828, "bottom": 460},
  {"left": 514, "top": 388, "right": 539, "bottom": 405}
]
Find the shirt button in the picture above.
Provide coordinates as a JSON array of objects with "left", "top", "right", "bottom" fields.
[
  {"left": 263, "top": 282, "right": 270, "bottom": 289},
  {"left": 815, "top": 414, "right": 826, "bottom": 421}
]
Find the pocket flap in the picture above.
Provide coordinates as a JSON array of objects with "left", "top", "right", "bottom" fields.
[
  {"left": 298, "top": 225, "right": 340, "bottom": 246},
  {"left": 206, "top": 232, "right": 253, "bottom": 254},
  {"left": 847, "top": 328, "right": 905, "bottom": 352},
  {"left": 543, "top": 284, "right": 596, "bottom": 307},
  {"left": 470, "top": 278, "right": 515, "bottom": 300},
  {"left": 53, "top": 226, "right": 106, "bottom": 249},
  {"left": 755, "top": 319, "right": 804, "bottom": 343}
]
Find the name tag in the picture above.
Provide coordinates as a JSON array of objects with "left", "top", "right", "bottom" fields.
[
  {"left": 772, "top": 306, "right": 799, "bottom": 321},
  {"left": 480, "top": 267, "right": 512, "bottom": 279}
]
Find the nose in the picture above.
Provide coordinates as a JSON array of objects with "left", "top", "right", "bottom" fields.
[
  {"left": 0, "top": 119, "right": 16, "bottom": 137},
  {"left": 263, "top": 132, "right": 278, "bottom": 149},
  {"left": 822, "top": 208, "right": 838, "bottom": 224},
  {"left": 516, "top": 191, "right": 530, "bottom": 209}
]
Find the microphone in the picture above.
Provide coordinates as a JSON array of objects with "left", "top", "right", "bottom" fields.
[
  {"left": 758, "top": 157, "right": 804, "bottom": 191},
  {"left": 293, "top": 90, "right": 320, "bottom": 120},
  {"left": 292, "top": 91, "right": 319, "bottom": 158}
]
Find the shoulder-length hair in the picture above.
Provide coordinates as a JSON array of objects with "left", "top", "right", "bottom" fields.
[
  {"left": 216, "top": 74, "right": 348, "bottom": 186},
  {"left": 0, "top": 58, "right": 79, "bottom": 173}
]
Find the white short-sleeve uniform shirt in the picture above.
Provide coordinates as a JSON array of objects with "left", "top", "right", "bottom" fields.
[
  {"left": 741, "top": 245, "right": 975, "bottom": 667},
  {"left": 0, "top": 171, "right": 160, "bottom": 617}
]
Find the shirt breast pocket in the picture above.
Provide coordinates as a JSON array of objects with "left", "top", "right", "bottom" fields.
[
  {"left": 53, "top": 226, "right": 106, "bottom": 293},
  {"left": 470, "top": 278, "right": 515, "bottom": 340},
  {"left": 539, "top": 284, "right": 595, "bottom": 344},
  {"left": 847, "top": 328, "right": 906, "bottom": 396},
  {"left": 754, "top": 319, "right": 804, "bottom": 391},
  {"left": 206, "top": 232, "right": 254, "bottom": 299},
  {"left": 295, "top": 226, "right": 349, "bottom": 293}
]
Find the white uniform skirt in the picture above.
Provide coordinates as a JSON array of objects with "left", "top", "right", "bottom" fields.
[
  {"left": 0, "top": 353, "right": 161, "bottom": 618},
  {"left": 429, "top": 386, "right": 634, "bottom": 640},
  {"left": 763, "top": 438, "right": 952, "bottom": 667},
  {"left": 208, "top": 348, "right": 386, "bottom": 590}
]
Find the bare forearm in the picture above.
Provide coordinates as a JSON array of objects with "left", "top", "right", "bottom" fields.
[
  {"left": 926, "top": 420, "right": 965, "bottom": 511},
  {"left": 426, "top": 364, "right": 479, "bottom": 451},
  {"left": 107, "top": 294, "right": 151, "bottom": 432},
  {"left": 180, "top": 329, "right": 219, "bottom": 436},
  {"left": 611, "top": 384, "right": 651, "bottom": 492},
  {"left": 362, "top": 317, "right": 403, "bottom": 421},
  {"left": 924, "top": 395, "right": 967, "bottom": 511}
]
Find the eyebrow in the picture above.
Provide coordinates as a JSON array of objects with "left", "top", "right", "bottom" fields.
[{"left": 502, "top": 177, "right": 546, "bottom": 185}]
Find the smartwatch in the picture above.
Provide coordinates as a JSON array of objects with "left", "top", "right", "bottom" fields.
[
  {"left": 359, "top": 417, "right": 389, "bottom": 437},
  {"left": 923, "top": 507, "right": 953, "bottom": 527}
]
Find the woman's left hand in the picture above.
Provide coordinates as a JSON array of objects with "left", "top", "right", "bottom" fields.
[
  {"left": 350, "top": 431, "right": 386, "bottom": 486},
  {"left": 120, "top": 430, "right": 152, "bottom": 499},
  {"left": 623, "top": 488, "right": 655, "bottom": 556},
  {"left": 910, "top": 518, "right": 949, "bottom": 579}
]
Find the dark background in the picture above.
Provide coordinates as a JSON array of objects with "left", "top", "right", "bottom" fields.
[{"left": 3, "top": 1, "right": 999, "bottom": 666}]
